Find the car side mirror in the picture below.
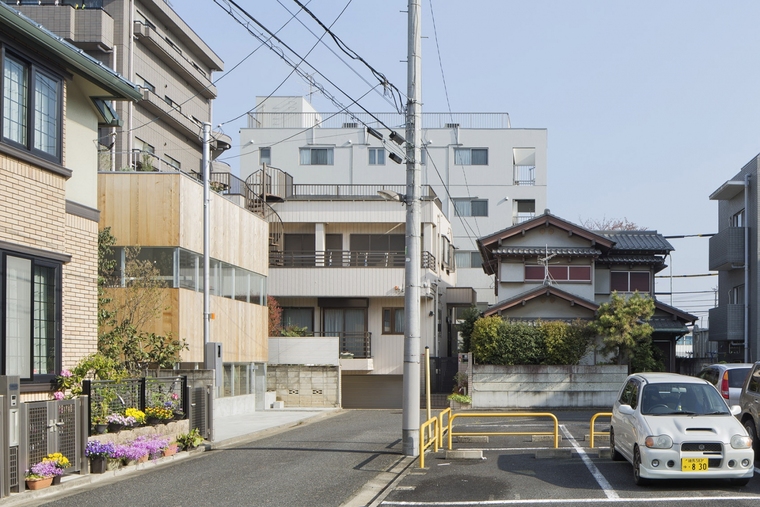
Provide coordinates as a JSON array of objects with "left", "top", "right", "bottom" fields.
[
  {"left": 618, "top": 404, "right": 635, "bottom": 416},
  {"left": 731, "top": 405, "right": 741, "bottom": 416}
]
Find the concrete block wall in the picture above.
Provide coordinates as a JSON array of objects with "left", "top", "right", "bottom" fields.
[
  {"left": 472, "top": 364, "right": 628, "bottom": 409},
  {"left": 267, "top": 365, "right": 340, "bottom": 408}
]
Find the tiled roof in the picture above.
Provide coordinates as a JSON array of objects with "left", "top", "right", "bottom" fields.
[
  {"left": 596, "top": 231, "right": 674, "bottom": 253},
  {"left": 648, "top": 317, "right": 689, "bottom": 334},
  {"left": 491, "top": 247, "right": 602, "bottom": 257},
  {"left": 596, "top": 255, "right": 666, "bottom": 265}
]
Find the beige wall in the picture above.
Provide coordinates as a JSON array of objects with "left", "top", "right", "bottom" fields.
[{"left": 65, "top": 76, "right": 102, "bottom": 209}]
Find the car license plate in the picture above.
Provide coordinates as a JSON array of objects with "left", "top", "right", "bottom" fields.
[{"left": 681, "top": 458, "right": 709, "bottom": 472}]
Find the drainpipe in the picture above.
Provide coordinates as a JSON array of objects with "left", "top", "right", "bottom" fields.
[
  {"left": 128, "top": 0, "right": 134, "bottom": 161},
  {"left": 745, "top": 173, "right": 751, "bottom": 363}
]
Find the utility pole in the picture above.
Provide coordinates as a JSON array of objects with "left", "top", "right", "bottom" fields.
[
  {"left": 402, "top": 0, "right": 422, "bottom": 457},
  {"left": 202, "top": 123, "right": 211, "bottom": 352}
]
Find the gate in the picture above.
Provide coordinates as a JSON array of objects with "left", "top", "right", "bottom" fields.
[
  {"left": 23, "top": 399, "right": 84, "bottom": 480},
  {"left": 188, "top": 384, "right": 214, "bottom": 440},
  {"left": 430, "top": 357, "right": 458, "bottom": 393}
]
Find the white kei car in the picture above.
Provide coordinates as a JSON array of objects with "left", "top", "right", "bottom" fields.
[{"left": 610, "top": 372, "right": 754, "bottom": 486}]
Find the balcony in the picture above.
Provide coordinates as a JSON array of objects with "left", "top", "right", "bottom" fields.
[
  {"left": 248, "top": 112, "right": 511, "bottom": 129},
  {"left": 708, "top": 304, "right": 745, "bottom": 342},
  {"left": 271, "top": 250, "right": 436, "bottom": 270},
  {"left": 140, "top": 89, "right": 201, "bottom": 140},
  {"left": 133, "top": 21, "right": 216, "bottom": 99},
  {"left": 12, "top": 3, "right": 114, "bottom": 52},
  {"left": 708, "top": 227, "right": 745, "bottom": 271}
]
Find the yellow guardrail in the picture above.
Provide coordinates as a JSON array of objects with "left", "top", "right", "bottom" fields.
[
  {"left": 589, "top": 412, "right": 612, "bottom": 448},
  {"left": 446, "top": 412, "right": 559, "bottom": 449},
  {"left": 419, "top": 415, "right": 440, "bottom": 468},
  {"left": 438, "top": 407, "right": 452, "bottom": 445}
]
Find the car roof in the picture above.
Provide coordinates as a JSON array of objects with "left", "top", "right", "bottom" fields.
[
  {"left": 633, "top": 372, "right": 709, "bottom": 384},
  {"left": 703, "top": 363, "right": 753, "bottom": 370}
]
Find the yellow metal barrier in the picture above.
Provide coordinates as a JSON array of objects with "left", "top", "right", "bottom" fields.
[
  {"left": 438, "top": 407, "right": 452, "bottom": 445},
  {"left": 419, "top": 415, "right": 440, "bottom": 468},
  {"left": 589, "top": 412, "right": 612, "bottom": 448},
  {"left": 446, "top": 412, "right": 559, "bottom": 449}
]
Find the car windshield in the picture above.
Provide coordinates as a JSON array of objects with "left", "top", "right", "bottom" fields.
[{"left": 640, "top": 383, "right": 730, "bottom": 416}]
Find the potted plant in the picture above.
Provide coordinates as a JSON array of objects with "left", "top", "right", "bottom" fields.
[
  {"left": 447, "top": 392, "right": 472, "bottom": 410},
  {"left": 106, "top": 413, "right": 136, "bottom": 433},
  {"left": 163, "top": 443, "right": 179, "bottom": 457},
  {"left": 125, "top": 407, "right": 146, "bottom": 426},
  {"left": 42, "top": 452, "right": 70, "bottom": 485},
  {"left": 25, "top": 461, "right": 62, "bottom": 490},
  {"left": 85, "top": 440, "right": 115, "bottom": 474},
  {"left": 144, "top": 406, "right": 173, "bottom": 425},
  {"left": 92, "top": 387, "right": 117, "bottom": 433}
]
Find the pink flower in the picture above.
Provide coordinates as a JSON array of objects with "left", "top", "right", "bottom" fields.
[
  {"left": 171, "top": 393, "right": 179, "bottom": 400},
  {"left": 60, "top": 370, "right": 72, "bottom": 378},
  {"left": 53, "top": 391, "right": 64, "bottom": 401}
]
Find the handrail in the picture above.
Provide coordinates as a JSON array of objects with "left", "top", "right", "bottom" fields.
[
  {"left": 446, "top": 412, "right": 559, "bottom": 450},
  {"left": 438, "top": 407, "right": 452, "bottom": 445},
  {"left": 590, "top": 412, "right": 612, "bottom": 449},
  {"left": 419, "top": 415, "right": 440, "bottom": 468}
]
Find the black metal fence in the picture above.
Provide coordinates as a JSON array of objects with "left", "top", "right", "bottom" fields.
[{"left": 82, "top": 376, "right": 187, "bottom": 435}]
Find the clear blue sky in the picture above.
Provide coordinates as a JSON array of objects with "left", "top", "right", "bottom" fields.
[{"left": 174, "top": 1, "right": 760, "bottom": 324}]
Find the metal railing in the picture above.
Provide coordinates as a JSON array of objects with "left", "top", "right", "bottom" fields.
[
  {"left": 270, "top": 250, "right": 437, "bottom": 271},
  {"left": 589, "top": 412, "right": 612, "bottom": 449},
  {"left": 248, "top": 112, "right": 511, "bottom": 129},
  {"left": 419, "top": 416, "right": 441, "bottom": 468},
  {"left": 248, "top": 166, "right": 293, "bottom": 201},
  {"left": 513, "top": 165, "right": 536, "bottom": 186},
  {"left": 445, "top": 412, "right": 559, "bottom": 450}
]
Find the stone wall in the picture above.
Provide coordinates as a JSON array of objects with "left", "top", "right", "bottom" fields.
[
  {"left": 267, "top": 365, "right": 340, "bottom": 408},
  {"left": 471, "top": 364, "right": 628, "bottom": 409}
]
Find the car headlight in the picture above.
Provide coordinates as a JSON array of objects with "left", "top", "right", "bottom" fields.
[
  {"left": 731, "top": 435, "right": 753, "bottom": 449},
  {"left": 645, "top": 435, "right": 673, "bottom": 449}
]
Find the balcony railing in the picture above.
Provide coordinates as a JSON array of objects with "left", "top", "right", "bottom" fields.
[
  {"left": 514, "top": 165, "right": 536, "bottom": 186},
  {"left": 248, "top": 112, "right": 511, "bottom": 129},
  {"left": 708, "top": 226, "right": 745, "bottom": 271},
  {"left": 270, "top": 250, "right": 437, "bottom": 271}
]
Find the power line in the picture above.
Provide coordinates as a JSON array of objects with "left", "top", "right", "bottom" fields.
[{"left": 427, "top": 0, "right": 453, "bottom": 121}]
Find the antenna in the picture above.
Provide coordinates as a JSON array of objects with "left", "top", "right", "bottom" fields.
[{"left": 537, "top": 245, "right": 557, "bottom": 286}]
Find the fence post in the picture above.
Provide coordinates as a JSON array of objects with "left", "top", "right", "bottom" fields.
[
  {"left": 79, "top": 396, "right": 89, "bottom": 475},
  {"left": 82, "top": 380, "right": 92, "bottom": 437},
  {"left": 139, "top": 377, "right": 146, "bottom": 411}
]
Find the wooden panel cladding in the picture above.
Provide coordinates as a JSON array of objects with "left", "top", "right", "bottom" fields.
[{"left": 98, "top": 173, "right": 268, "bottom": 274}]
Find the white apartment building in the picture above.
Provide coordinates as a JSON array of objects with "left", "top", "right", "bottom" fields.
[{"left": 239, "top": 97, "right": 548, "bottom": 308}]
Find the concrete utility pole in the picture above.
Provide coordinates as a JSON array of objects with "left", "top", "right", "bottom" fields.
[
  {"left": 402, "top": 0, "right": 422, "bottom": 457},
  {"left": 202, "top": 123, "right": 211, "bottom": 348}
]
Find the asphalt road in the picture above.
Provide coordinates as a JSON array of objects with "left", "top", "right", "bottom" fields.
[{"left": 37, "top": 409, "right": 407, "bottom": 507}]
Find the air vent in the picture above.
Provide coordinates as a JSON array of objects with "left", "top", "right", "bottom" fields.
[
  {"left": 445, "top": 123, "right": 460, "bottom": 128},
  {"left": 343, "top": 122, "right": 358, "bottom": 128}
]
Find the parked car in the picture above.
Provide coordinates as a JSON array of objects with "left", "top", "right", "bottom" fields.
[
  {"left": 696, "top": 363, "right": 753, "bottom": 407},
  {"left": 610, "top": 372, "right": 753, "bottom": 486},
  {"left": 738, "top": 361, "right": 760, "bottom": 456}
]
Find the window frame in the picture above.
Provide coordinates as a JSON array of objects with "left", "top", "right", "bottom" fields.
[
  {"left": 454, "top": 147, "right": 488, "bottom": 165},
  {"left": 382, "top": 307, "right": 404, "bottom": 335},
  {"left": 524, "top": 264, "right": 591, "bottom": 282},
  {"left": 260, "top": 147, "right": 271, "bottom": 165},
  {"left": 1, "top": 47, "right": 63, "bottom": 164},
  {"left": 299, "top": 147, "right": 334, "bottom": 165},
  {"left": 610, "top": 270, "right": 651, "bottom": 293},
  {"left": 368, "top": 147, "right": 385, "bottom": 165},
  {"left": 1, "top": 250, "right": 62, "bottom": 385},
  {"left": 453, "top": 198, "right": 488, "bottom": 217}
]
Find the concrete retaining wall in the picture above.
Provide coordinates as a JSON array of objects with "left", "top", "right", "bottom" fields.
[
  {"left": 267, "top": 365, "right": 340, "bottom": 407},
  {"left": 472, "top": 364, "right": 628, "bottom": 409}
]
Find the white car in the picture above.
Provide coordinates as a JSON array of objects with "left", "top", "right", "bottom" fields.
[{"left": 610, "top": 372, "right": 754, "bottom": 486}]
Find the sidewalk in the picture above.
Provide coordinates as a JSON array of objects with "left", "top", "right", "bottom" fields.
[{"left": 0, "top": 407, "right": 341, "bottom": 507}]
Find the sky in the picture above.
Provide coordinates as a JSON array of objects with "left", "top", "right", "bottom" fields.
[{"left": 172, "top": 0, "right": 760, "bottom": 326}]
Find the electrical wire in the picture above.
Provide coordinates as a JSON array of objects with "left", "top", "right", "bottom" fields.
[{"left": 427, "top": 0, "right": 453, "bottom": 122}]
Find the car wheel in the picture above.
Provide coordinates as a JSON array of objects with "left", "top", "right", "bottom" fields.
[
  {"left": 633, "top": 446, "right": 650, "bottom": 486},
  {"left": 729, "top": 478, "right": 750, "bottom": 487},
  {"left": 744, "top": 419, "right": 758, "bottom": 458},
  {"left": 610, "top": 428, "right": 623, "bottom": 461}
]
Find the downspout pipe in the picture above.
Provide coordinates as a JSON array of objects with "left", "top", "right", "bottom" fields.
[{"left": 745, "top": 173, "right": 751, "bottom": 363}]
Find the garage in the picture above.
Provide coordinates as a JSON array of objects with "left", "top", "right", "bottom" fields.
[{"left": 342, "top": 374, "right": 403, "bottom": 408}]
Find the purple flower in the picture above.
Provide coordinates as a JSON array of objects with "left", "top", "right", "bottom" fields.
[
  {"left": 53, "top": 391, "right": 64, "bottom": 401},
  {"left": 28, "top": 460, "right": 63, "bottom": 478},
  {"left": 59, "top": 369, "right": 72, "bottom": 378},
  {"left": 85, "top": 440, "right": 116, "bottom": 458}
]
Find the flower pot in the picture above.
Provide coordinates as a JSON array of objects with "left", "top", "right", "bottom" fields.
[
  {"left": 163, "top": 445, "right": 178, "bottom": 457},
  {"left": 107, "top": 458, "right": 121, "bottom": 471},
  {"left": 25, "top": 477, "right": 53, "bottom": 490},
  {"left": 90, "top": 456, "right": 107, "bottom": 474},
  {"left": 94, "top": 424, "right": 108, "bottom": 434},
  {"left": 107, "top": 422, "right": 124, "bottom": 433},
  {"left": 137, "top": 454, "right": 149, "bottom": 464},
  {"left": 145, "top": 416, "right": 160, "bottom": 426},
  {"left": 52, "top": 475, "right": 61, "bottom": 485},
  {"left": 173, "top": 411, "right": 185, "bottom": 420}
]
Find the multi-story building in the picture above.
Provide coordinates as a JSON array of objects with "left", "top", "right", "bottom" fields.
[
  {"left": 239, "top": 97, "right": 547, "bottom": 309},
  {"left": 8, "top": 0, "right": 230, "bottom": 174},
  {"left": 0, "top": 3, "right": 141, "bottom": 395},
  {"left": 260, "top": 168, "right": 462, "bottom": 408},
  {"left": 477, "top": 211, "right": 697, "bottom": 371},
  {"left": 709, "top": 158, "right": 756, "bottom": 362}
]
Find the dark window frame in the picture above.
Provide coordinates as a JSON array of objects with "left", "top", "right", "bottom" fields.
[
  {"left": 610, "top": 270, "right": 651, "bottom": 293},
  {"left": 382, "top": 307, "right": 404, "bottom": 335}
]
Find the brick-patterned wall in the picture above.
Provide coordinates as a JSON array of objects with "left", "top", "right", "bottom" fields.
[
  {"left": 0, "top": 154, "right": 66, "bottom": 252},
  {"left": 267, "top": 365, "right": 340, "bottom": 408},
  {"left": 62, "top": 213, "right": 99, "bottom": 370}
]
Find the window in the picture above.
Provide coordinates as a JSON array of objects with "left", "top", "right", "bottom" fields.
[
  {"left": 453, "top": 198, "right": 488, "bottom": 217},
  {"left": 324, "top": 308, "right": 368, "bottom": 357},
  {"left": 300, "top": 147, "right": 333, "bottom": 165},
  {"left": 515, "top": 200, "right": 536, "bottom": 224},
  {"left": 368, "top": 147, "right": 385, "bottom": 165},
  {"left": 2, "top": 53, "right": 62, "bottom": 162},
  {"left": 165, "top": 154, "right": 180, "bottom": 170},
  {"left": 134, "top": 137, "right": 155, "bottom": 154},
  {"left": 610, "top": 271, "right": 650, "bottom": 293},
  {"left": 2, "top": 252, "right": 61, "bottom": 383},
  {"left": 136, "top": 74, "right": 155, "bottom": 93},
  {"left": 260, "top": 147, "right": 271, "bottom": 165},
  {"left": 455, "top": 251, "right": 482, "bottom": 269},
  {"left": 282, "top": 308, "right": 314, "bottom": 333},
  {"left": 525, "top": 265, "right": 591, "bottom": 282},
  {"left": 454, "top": 148, "right": 488, "bottom": 165},
  {"left": 164, "top": 96, "right": 180, "bottom": 112},
  {"left": 349, "top": 234, "right": 404, "bottom": 266},
  {"left": 383, "top": 308, "right": 404, "bottom": 334},
  {"left": 732, "top": 209, "right": 745, "bottom": 227},
  {"left": 619, "top": 379, "right": 639, "bottom": 409},
  {"left": 730, "top": 285, "right": 744, "bottom": 305}
]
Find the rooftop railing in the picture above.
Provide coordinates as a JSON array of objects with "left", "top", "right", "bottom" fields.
[{"left": 248, "top": 112, "right": 511, "bottom": 129}]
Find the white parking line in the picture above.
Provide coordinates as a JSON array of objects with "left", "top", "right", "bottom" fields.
[
  {"left": 559, "top": 424, "right": 618, "bottom": 500},
  {"left": 381, "top": 496, "right": 760, "bottom": 505}
]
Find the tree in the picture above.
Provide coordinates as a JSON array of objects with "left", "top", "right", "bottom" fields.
[
  {"left": 457, "top": 306, "right": 480, "bottom": 353},
  {"left": 98, "top": 232, "right": 187, "bottom": 374},
  {"left": 268, "top": 295, "right": 283, "bottom": 337},
  {"left": 589, "top": 291, "right": 655, "bottom": 371},
  {"left": 579, "top": 216, "right": 646, "bottom": 231}
]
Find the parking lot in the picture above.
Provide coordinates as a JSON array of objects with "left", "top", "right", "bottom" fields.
[{"left": 378, "top": 410, "right": 760, "bottom": 507}]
